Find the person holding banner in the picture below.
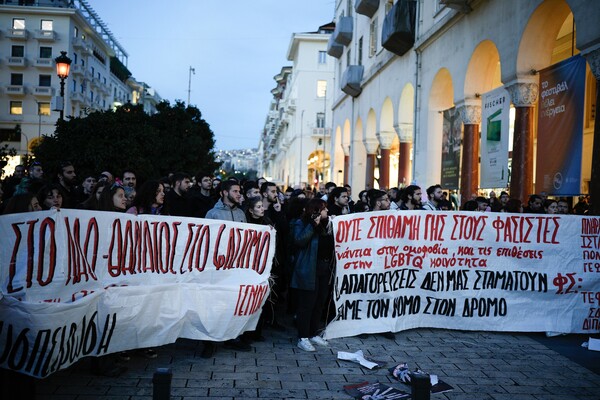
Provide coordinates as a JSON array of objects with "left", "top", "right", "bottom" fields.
[
  {"left": 203, "top": 180, "right": 252, "bottom": 357},
  {"left": 97, "top": 182, "right": 127, "bottom": 212},
  {"left": 126, "top": 180, "right": 165, "bottom": 216},
  {"left": 290, "top": 198, "right": 334, "bottom": 352}
]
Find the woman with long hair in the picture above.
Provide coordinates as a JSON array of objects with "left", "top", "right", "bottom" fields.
[
  {"left": 2, "top": 192, "right": 42, "bottom": 214},
  {"left": 97, "top": 182, "right": 127, "bottom": 212},
  {"left": 126, "top": 180, "right": 165, "bottom": 215},
  {"left": 289, "top": 198, "right": 334, "bottom": 352}
]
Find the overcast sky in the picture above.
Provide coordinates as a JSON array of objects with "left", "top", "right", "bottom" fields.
[{"left": 92, "top": 1, "right": 336, "bottom": 151}]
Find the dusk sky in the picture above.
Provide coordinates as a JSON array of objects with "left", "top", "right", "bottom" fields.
[{"left": 93, "top": 1, "right": 336, "bottom": 151}]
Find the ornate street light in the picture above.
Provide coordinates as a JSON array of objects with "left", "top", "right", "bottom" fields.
[{"left": 54, "top": 51, "right": 72, "bottom": 121}]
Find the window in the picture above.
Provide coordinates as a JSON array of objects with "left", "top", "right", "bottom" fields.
[
  {"left": 346, "top": 48, "right": 351, "bottom": 67},
  {"left": 317, "top": 80, "right": 327, "bottom": 98},
  {"left": 90, "top": 91, "right": 94, "bottom": 102},
  {"left": 10, "top": 101, "right": 23, "bottom": 115},
  {"left": 38, "top": 102, "right": 50, "bottom": 116},
  {"left": 347, "top": 0, "right": 353, "bottom": 17},
  {"left": 73, "top": 53, "right": 78, "bottom": 64},
  {"left": 39, "top": 46, "right": 52, "bottom": 58},
  {"left": 13, "top": 19, "right": 25, "bottom": 30},
  {"left": 72, "top": 79, "right": 77, "bottom": 92},
  {"left": 316, "top": 112, "right": 325, "bottom": 128},
  {"left": 318, "top": 50, "right": 327, "bottom": 64},
  {"left": 11, "top": 74, "right": 23, "bottom": 86},
  {"left": 80, "top": 83, "right": 85, "bottom": 94},
  {"left": 91, "top": 66, "right": 95, "bottom": 75},
  {"left": 358, "top": 37, "right": 363, "bottom": 66},
  {"left": 369, "top": 18, "right": 378, "bottom": 57},
  {"left": 39, "top": 75, "right": 51, "bottom": 87},
  {"left": 11, "top": 45, "right": 25, "bottom": 57},
  {"left": 74, "top": 26, "right": 79, "bottom": 38},
  {"left": 41, "top": 20, "right": 53, "bottom": 31}
]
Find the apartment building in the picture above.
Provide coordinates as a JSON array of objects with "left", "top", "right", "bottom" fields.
[
  {"left": 259, "top": 23, "right": 335, "bottom": 188},
  {"left": 326, "top": 0, "right": 599, "bottom": 204},
  {"left": 0, "top": 0, "right": 161, "bottom": 172}
]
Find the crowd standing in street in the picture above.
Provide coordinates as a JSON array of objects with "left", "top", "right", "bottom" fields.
[{"left": 0, "top": 161, "right": 592, "bottom": 380}]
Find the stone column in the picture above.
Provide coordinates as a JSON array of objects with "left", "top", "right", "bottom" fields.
[
  {"left": 583, "top": 47, "right": 600, "bottom": 215},
  {"left": 395, "top": 123, "right": 413, "bottom": 186},
  {"left": 506, "top": 81, "right": 539, "bottom": 203},
  {"left": 364, "top": 138, "right": 379, "bottom": 190},
  {"left": 376, "top": 130, "right": 395, "bottom": 190},
  {"left": 457, "top": 101, "right": 482, "bottom": 201}
]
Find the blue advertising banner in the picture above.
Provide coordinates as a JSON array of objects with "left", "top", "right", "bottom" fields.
[{"left": 536, "top": 55, "right": 586, "bottom": 195}]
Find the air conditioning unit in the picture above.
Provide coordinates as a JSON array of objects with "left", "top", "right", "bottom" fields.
[{"left": 440, "top": 0, "right": 471, "bottom": 13}]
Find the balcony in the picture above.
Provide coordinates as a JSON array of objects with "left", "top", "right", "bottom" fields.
[
  {"left": 312, "top": 128, "right": 332, "bottom": 138},
  {"left": 72, "top": 37, "right": 88, "bottom": 50},
  {"left": 70, "top": 91, "right": 84, "bottom": 103},
  {"left": 33, "top": 86, "right": 54, "bottom": 97},
  {"left": 70, "top": 64, "right": 84, "bottom": 76},
  {"left": 6, "top": 28, "right": 28, "bottom": 40},
  {"left": 332, "top": 16, "right": 353, "bottom": 46},
  {"left": 7, "top": 57, "right": 27, "bottom": 67},
  {"left": 34, "top": 29, "right": 56, "bottom": 41},
  {"left": 382, "top": 0, "right": 417, "bottom": 56},
  {"left": 355, "top": 0, "right": 379, "bottom": 18},
  {"left": 327, "top": 35, "right": 343, "bottom": 58},
  {"left": 341, "top": 65, "right": 364, "bottom": 97},
  {"left": 34, "top": 58, "right": 54, "bottom": 68},
  {"left": 6, "top": 85, "right": 26, "bottom": 96}
]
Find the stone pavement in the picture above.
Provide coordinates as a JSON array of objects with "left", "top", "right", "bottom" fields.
[{"left": 33, "top": 321, "right": 600, "bottom": 400}]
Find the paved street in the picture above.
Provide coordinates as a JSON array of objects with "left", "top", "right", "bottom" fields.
[{"left": 33, "top": 315, "right": 600, "bottom": 400}]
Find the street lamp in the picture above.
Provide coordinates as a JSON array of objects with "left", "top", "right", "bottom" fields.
[{"left": 55, "top": 51, "right": 72, "bottom": 121}]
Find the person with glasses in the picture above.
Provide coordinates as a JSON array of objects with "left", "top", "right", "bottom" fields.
[
  {"left": 326, "top": 186, "right": 351, "bottom": 216},
  {"left": 368, "top": 189, "right": 391, "bottom": 212}
]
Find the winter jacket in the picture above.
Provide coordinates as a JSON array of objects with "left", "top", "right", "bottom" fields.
[
  {"left": 205, "top": 199, "right": 246, "bottom": 222},
  {"left": 289, "top": 218, "right": 333, "bottom": 291}
]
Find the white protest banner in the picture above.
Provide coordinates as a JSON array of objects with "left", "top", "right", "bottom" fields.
[
  {"left": 325, "top": 211, "right": 600, "bottom": 339},
  {"left": 0, "top": 209, "right": 275, "bottom": 378},
  {"left": 480, "top": 86, "right": 510, "bottom": 189}
]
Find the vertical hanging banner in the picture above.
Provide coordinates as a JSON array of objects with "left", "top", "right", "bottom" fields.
[
  {"left": 440, "top": 107, "right": 461, "bottom": 189},
  {"left": 536, "top": 55, "right": 586, "bottom": 195},
  {"left": 480, "top": 87, "right": 510, "bottom": 189}
]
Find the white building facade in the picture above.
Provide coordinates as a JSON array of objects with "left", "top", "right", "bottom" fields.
[
  {"left": 259, "top": 24, "right": 336, "bottom": 189},
  {"left": 0, "top": 0, "right": 160, "bottom": 173},
  {"left": 327, "top": 0, "right": 600, "bottom": 205}
]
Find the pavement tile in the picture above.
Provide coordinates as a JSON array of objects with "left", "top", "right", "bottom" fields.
[
  {"left": 27, "top": 326, "right": 600, "bottom": 400},
  {"left": 208, "top": 388, "right": 258, "bottom": 397}
]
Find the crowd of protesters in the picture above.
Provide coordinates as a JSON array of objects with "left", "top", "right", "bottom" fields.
[{"left": 0, "top": 160, "right": 592, "bottom": 377}]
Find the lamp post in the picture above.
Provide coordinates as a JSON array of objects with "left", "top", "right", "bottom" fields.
[
  {"left": 54, "top": 51, "right": 72, "bottom": 121},
  {"left": 187, "top": 66, "right": 195, "bottom": 105}
]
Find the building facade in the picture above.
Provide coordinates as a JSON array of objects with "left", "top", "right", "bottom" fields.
[
  {"left": 259, "top": 23, "right": 335, "bottom": 188},
  {"left": 326, "top": 0, "right": 599, "bottom": 205},
  {"left": 0, "top": 0, "right": 160, "bottom": 174}
]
